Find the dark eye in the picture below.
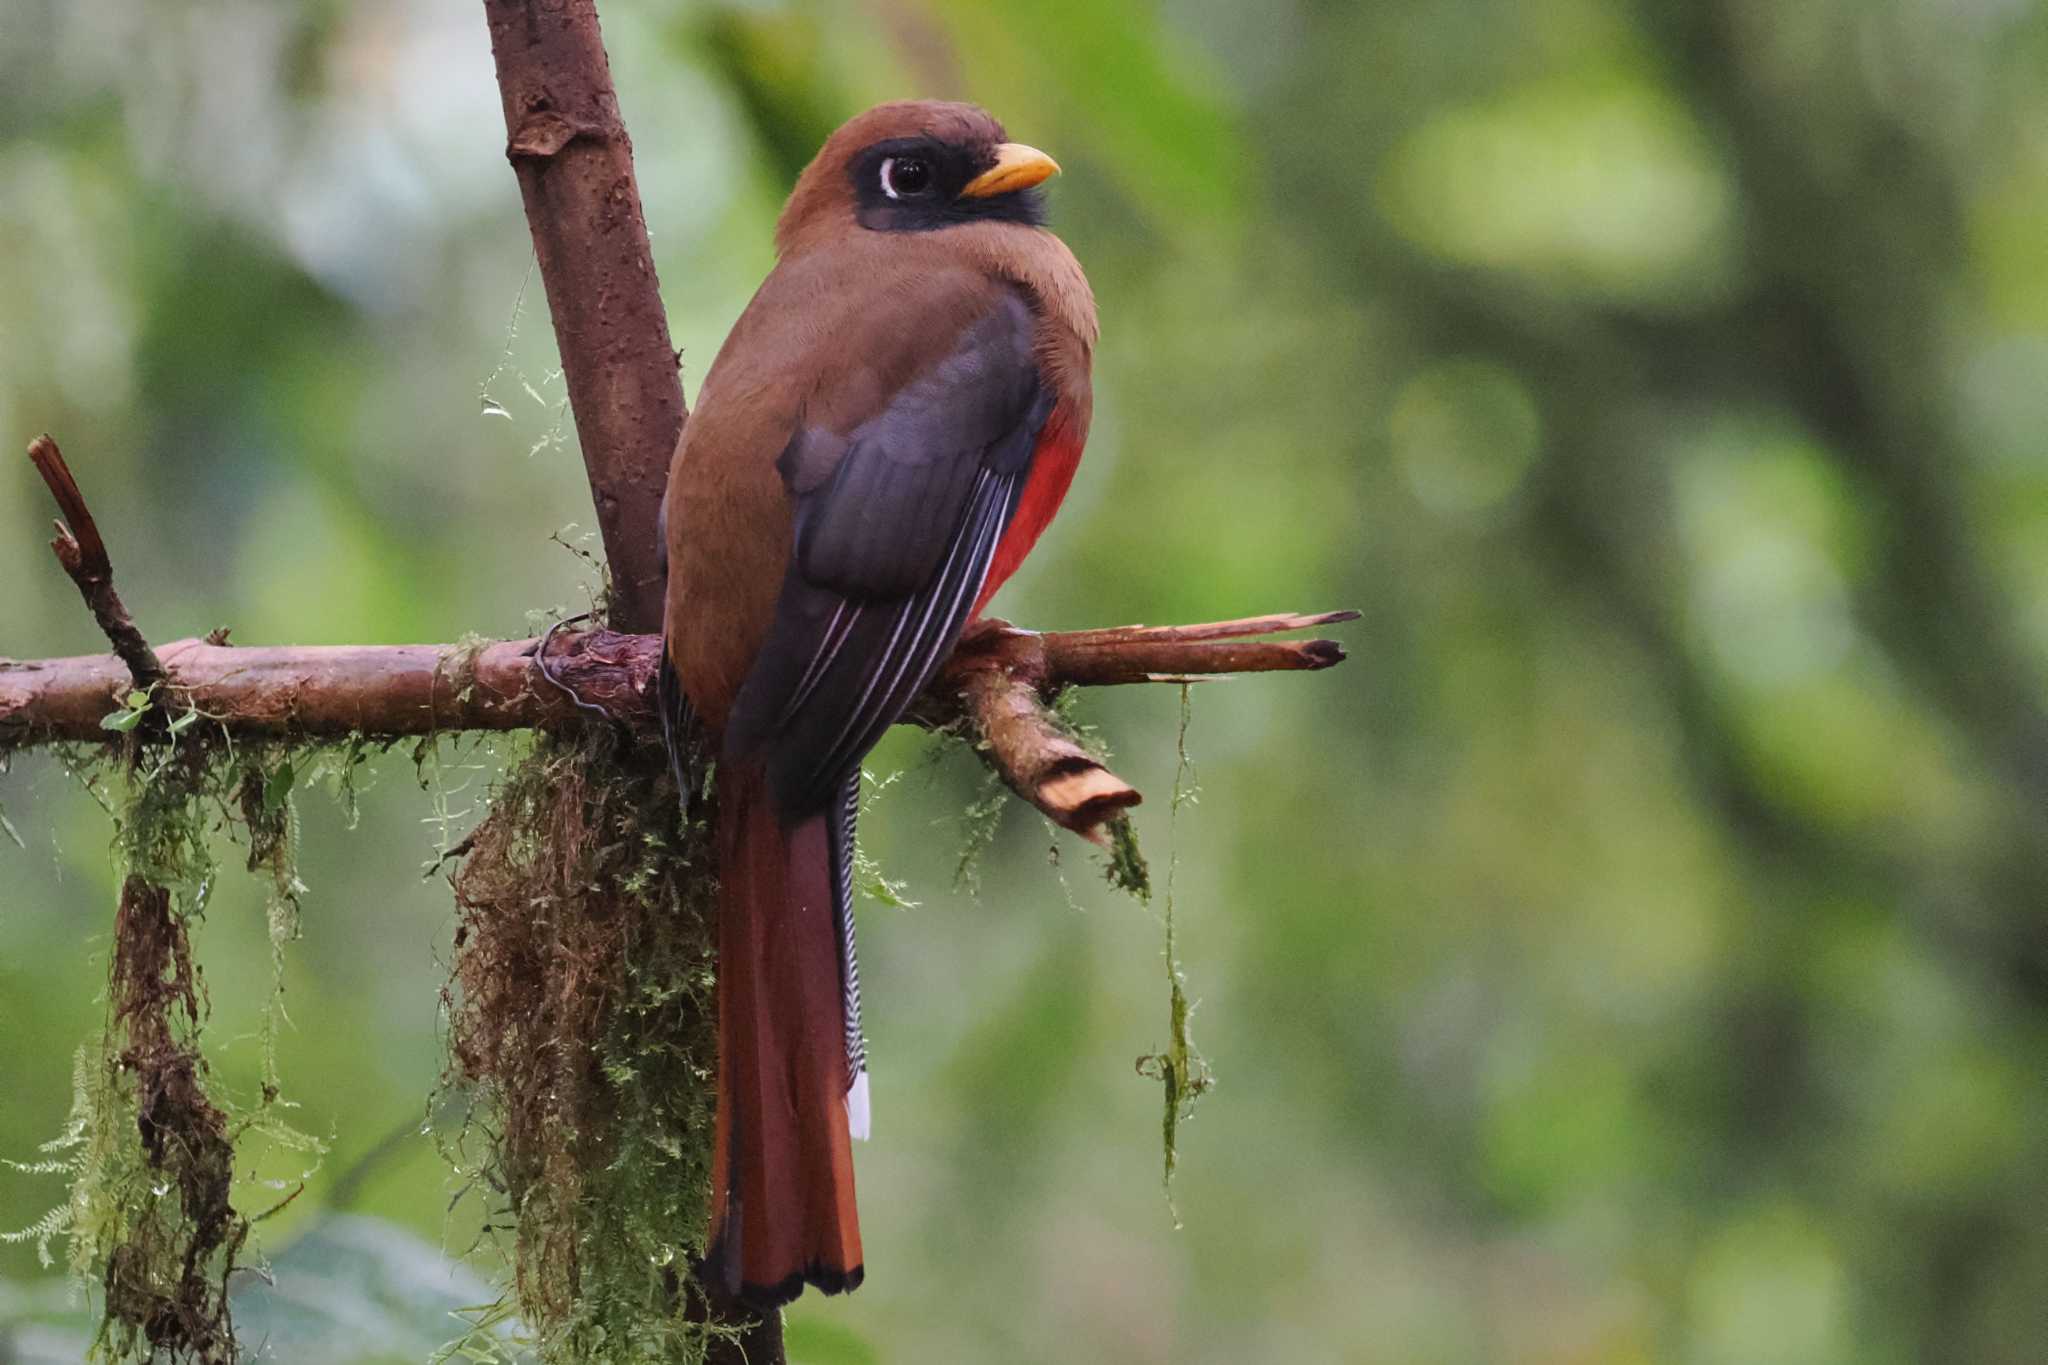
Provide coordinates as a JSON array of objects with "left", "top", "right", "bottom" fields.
[{"left": 880, "top": 156, "right": 933, "bottom": 199}]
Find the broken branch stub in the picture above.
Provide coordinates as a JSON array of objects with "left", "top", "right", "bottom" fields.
[
  {"left": 26, "top": 434, "right": 167, "bottom": 700},
  {"left": 953, "top": 663, "right": 1141, "bottom": 845}
]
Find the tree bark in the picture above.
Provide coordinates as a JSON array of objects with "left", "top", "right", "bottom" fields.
[{"left": 482, "top": 0, "right": 682, "bottom": 634}]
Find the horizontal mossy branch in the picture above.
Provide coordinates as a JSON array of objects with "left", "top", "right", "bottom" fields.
[{"left": 0, "top": 613, "right": 1353, "bottom": 840}]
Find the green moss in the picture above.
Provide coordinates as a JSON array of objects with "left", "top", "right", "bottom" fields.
[
  {"left": 4, "top": 733, "right": 323, "bottom": 1363},
  {"left": 952, "top": 767, "right": 1009, "bottom": 894},
  {"left": 1133, "top": 687, "right": 1214, "bottom": 1226},
  {"left": 238, "top": 754, "right": 305, "bottom": 1102},
  {"left": 12, "top": 714, "right": 721, "bottom": 1364},
  {"left": 443, "top": 729, "right": 727, "bottom": 1365},
  {"left": 853, "top": 769, "right": 920, "bottom": 910},
  {"left": 0, "top": 1040, "right": 135, "bottom": 1276},
  {"left": 1103, "top": 813, "right": 1151, "bottom": 899},
  {"left": 945, "top": 682, "right": 1213, "bottom": 1221}
]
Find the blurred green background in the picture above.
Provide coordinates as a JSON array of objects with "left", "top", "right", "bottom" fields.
[{"left": 6, "top": 0, "right": 2048, "bottom": 1361}]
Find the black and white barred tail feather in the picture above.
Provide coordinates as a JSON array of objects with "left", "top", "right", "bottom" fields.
[
  {"left": 670, "top": 644, "right": 871, "bottom": 1143},
  {"left": 827, "top": 770, "right": 871, "bottom": 1140}
]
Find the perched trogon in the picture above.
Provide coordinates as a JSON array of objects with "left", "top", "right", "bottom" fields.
[{"left": 658, "top": 101, "right": 1096, "bottom": 1308}]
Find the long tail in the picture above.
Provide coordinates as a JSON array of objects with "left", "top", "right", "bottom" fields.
[{"left": 703, "top": 762, "right": 864, "bottom": 1309}]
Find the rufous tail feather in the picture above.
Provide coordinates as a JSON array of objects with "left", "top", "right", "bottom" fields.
[{"left": 703, "top": 762, "right": 864, "bottom": 1309}]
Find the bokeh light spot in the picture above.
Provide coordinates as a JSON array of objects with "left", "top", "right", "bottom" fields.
[
  {"left": 1378, "top": 75, "right": 1736, "bottom": 306},
  {"left": 1391, "top": 358, "right": 1542, "bottom": 516}
]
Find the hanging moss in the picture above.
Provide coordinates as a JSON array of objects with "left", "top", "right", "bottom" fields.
[
  {"left": 6, "top": 667, "right": 1216, "bottom": 1361},
  {"left": 1133, "top": 687, "right": 1214, "bottom": 1226},
  {"left": 238, "top": 756, "right": 306, "bottom": 1105},
  {"left": 443, "top": 728, "right": 726, "bottom": 1365},
  {"left": 1, "top": 728, "right": 323, "bottom": 1364},
  {"left": 951, "top": 766, "right": 1010, "bottom": 894},
  {"left": 1103, "top": 814, "right": 1152, "bottom": 900},
  {"left": 937, "top": 684, "right": 1210, "bottom": 1220}
]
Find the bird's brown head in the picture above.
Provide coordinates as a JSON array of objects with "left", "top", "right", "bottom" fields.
[{"left": 775, "top": 100, "right": 1060, "bottom": 255}]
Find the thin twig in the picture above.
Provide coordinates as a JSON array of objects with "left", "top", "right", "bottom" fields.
[{"left": 26, "top": 434, "right": 167, "bottom": 699}]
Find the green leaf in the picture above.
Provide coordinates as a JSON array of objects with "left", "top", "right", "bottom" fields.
[{"left": 99, "top": 704, "right": 145, "bottom": 733}]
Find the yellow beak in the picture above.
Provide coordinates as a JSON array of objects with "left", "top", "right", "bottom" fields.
[{"left": 961, "top": 143, "right": 1061, "bottom": 199}]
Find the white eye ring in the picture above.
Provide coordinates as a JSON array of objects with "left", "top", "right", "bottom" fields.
[{"left": 879, "top": 156, "right": 929, "bottom": 201}]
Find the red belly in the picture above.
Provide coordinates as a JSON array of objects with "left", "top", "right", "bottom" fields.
[{"left": 975, "top": 404, "right": 1085, "bottom": 616}]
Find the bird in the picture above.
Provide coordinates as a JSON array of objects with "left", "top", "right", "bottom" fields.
[{"left": 657, "top": 100, "right": 1097, "bottom": 1309}]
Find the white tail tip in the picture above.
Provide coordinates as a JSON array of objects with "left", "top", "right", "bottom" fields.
[{"left": 845, "top": 1070, "right": 871, "bottom": 1142}]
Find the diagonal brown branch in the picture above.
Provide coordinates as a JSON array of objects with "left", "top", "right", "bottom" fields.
[{"left": 482, "top": 0, "right": 683, "bottom": 635}]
